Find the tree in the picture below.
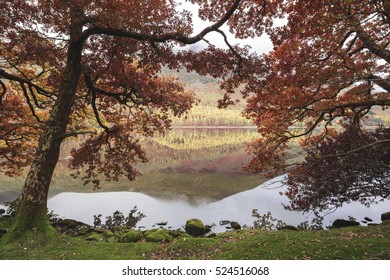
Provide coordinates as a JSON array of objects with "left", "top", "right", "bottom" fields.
[
  {"left": 0, "top": 0, "right": 275, "bottom": 242},
  {"left": 242, "top": 0, "right": 390, "bottom": 212},
  {"left": 285, "top": 125, "right": 390, "bottom": 213}
]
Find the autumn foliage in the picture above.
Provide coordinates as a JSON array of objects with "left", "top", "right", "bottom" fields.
[
  {"left": 240, "top": 0, "right": 390, "bottom": 211},
  {"left": 1, "top": 0, "right": 390, "bottom": 238},
  {"left": 0, "top": 0, "right": 277, "bottom": 238},
  {"left": 286, "top": 125, "right": 390, "bottom": 213}
]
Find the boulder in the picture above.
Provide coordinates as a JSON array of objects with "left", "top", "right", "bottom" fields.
[
  {"left": 230, "top": 221, "right": 241, "bottom": 230},
  {"left": 381, "top": 212, "right": 390, "bottom": 222},
  {"left": 0, "top": 209, "right": 5, "bottom": 215},
  {"left": 364, "top": 217, "right": 373, "bottom": 222},
  {"left": 102, "top": 230, "right": 115, "bottom": 239},
  {"left": 144, "top": 228, "right": 172, "bottom": 242},
  {"left": 85, "top": 233, "right": 105, "bottom": 242},
  {"left": 185, "top": 219, "right": 206, "bottom": 237},
  {"left": 52, "top": 219, "right": 94, "bottom": 236},
  {"left": 332, "top": 219, "right": 360, "bottom": 228},
  {"left": 120, "top": 230, "right": 142, "bottom": 243},
  {"left": 279, "top": 225, "right": 299, "bottom": 231}
]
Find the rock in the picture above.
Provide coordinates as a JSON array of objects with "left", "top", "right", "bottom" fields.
[
  {"left": 381, "top": 212, "right": 390, "bottom": 222},
  {"left": 279, "top": 225, "right": 299, "bottom": 231},
  {"left": 52, "top": 219, "right": 88, "bottom": 230},
  {"left": 0, "top": 209, "right": 5, "bottom": 215},
  {"left": 75, "top": 225, "right": 92, "bottom": 236},
  {"left": 1, "top": 214, "right": 12, "bottom": 219},
  {"left": 120, "top": 230, "right": 142, "bottom": 243},
  {"left": 102, "top": 230, "right": 115, "bottom": 239},
  {"left": 106, "top": 236, "right": 119, "bottom": 243},
  {"left": 52, "top": 219, "right": 94, "bottom": 236},
  {"left": 364, "top": 217, "right": 373, "bottom": 222},
  {"left": 230, "top": 221, "right": 241, "bottom": 230},
  {"left": 85, "top": 233, "right": 105, "bottom": 242},
  {"left": 144, "top": 228, "right": 172, "bottom": 242},
  {"left": 204, "top": 225, "right": 212, "bottom": 233},
  {"left": 185, "top": 219, "right": 206, "bottom": 237},
  {"left": 219, "top": 220, "right": 231, "bottom": 226},
  {"left": 332, "top": 219, "right": 360, "bottom": 228},
  {"left": 113, "top": 226, "right": 127, "bottom": 233},
  {"left": 92, "top": 228, "right": 105, "bottom": 234}
]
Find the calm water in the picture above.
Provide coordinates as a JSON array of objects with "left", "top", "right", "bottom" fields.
[
  {"left": 45, "top": 175, "right": 390, "bottom": 232},
  {"left": 1, "top": 128, "right": 389, "bottom": 232}
]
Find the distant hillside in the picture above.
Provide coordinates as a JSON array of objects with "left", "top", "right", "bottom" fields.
[{"left": 162, "top": 69, "right": 253, "bottom": 127}]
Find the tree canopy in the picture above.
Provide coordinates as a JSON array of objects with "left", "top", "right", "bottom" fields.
[
  {"left": 1, "top": 0, "right": 390, "bottom": 240},
  {"left": 0, "top": 0, "right": 276, "bottom": 240},
  {"left": 242, "top": 0, "right": 390, "bottom": 212}
]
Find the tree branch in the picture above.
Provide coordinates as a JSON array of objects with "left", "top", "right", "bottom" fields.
[
  {"left": 0, "top": 69, "right": 52, "bottom": 97},
  {"left": 367, "top": 74, "right": 390, "bottom": 92},
  {"left": 356, "top": 29, "right": 390, "bottom": 64},
  {"left": 80, "top": 0, "right": 241, "bottom": 45},
  {"left": 311, "top": 139, "right": 390, "bottom": 162}
]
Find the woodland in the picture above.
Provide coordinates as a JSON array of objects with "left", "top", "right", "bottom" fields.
[{"left": 0, "top": 0, "right": 389, "bottom": 246}]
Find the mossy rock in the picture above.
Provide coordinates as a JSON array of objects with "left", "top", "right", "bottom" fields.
[
  {"left": 112, "top": 226, "right": 128, "bottom": 234},
  {"left": 102, "top": 230, "right": 114, "bottom": 239},
  {"left": 144, "top": 228, "right": 173, "bottom": 243},
  {"left": 85, "top": 233, "right": 105, "bottom": 242},
  {"left": 107, "top": 236, "right": 119, "bottom": 243},
  {"left": 119, "top": 230, "right": 142, "bottom": 243},
  {"left": 185, "top": 219, "right": 206, "bottom": 237},
  {"left": 169, "top": 229, "right": 186, "bottom": 238}
]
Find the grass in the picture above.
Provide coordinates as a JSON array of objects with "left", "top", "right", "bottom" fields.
[{"left": 1, "top": 217, "right": 389, "bottom": 260}]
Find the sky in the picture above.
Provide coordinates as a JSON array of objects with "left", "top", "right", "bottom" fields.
[{"left": 176, "top": 0, "right": 275, "bottom": 54}]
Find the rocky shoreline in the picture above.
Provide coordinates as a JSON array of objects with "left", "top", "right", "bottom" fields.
[{"left": 1, "top": 209, "right": 390, "bottom": 243}]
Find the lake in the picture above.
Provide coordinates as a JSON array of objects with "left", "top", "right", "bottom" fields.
[
  {"left": 1, "top": 128, "right": 389, "bottom": 232},
  {"left": 44, "top": 175, "right": 390, "bottom": 233}
]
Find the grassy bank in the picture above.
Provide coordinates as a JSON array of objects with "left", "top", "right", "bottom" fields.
[{"left": 1, "top": 217, "right": 389, "bottom": 260}]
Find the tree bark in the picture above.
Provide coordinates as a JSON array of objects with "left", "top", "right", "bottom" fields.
[{"left": 2, "top": 8, "right": 85, "bottom": 242}]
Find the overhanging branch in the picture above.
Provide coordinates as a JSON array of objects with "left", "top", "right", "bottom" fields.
[{"left": 80, "top": 0, "right": 241, "bottom": 45}]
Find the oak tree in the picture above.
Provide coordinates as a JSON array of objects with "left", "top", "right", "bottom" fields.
[
  {"left": 0, "top": 0, "right": 273, "bottom": 242},
  {"left": 242, "top": 0, "right": 390, "bottom": 212}
]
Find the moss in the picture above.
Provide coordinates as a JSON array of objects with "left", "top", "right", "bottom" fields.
[
  {"left": 120, "top": 230, "right": 142, "bottom": 243},
  {"left": 144, "top": 228, "right": 173, "bottom": 243},
  {"left": 1, "top": 218, "right": 390, "bottom": 260},
  {"left": 85, "top": 233, "right": 105, "bottom": 242},
  {"left": 0, "top": 212, "right": 57, "bottom": 246},
  {"left": 185, "top": 219, "right": 206, "bottom": 236},
  {"left": 102, "top": 230, "right": 114, "bottom": 239}
]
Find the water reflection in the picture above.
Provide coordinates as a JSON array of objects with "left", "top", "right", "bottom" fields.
[{"left": 47, "top": 176, "right": 390, "bottom": 233}]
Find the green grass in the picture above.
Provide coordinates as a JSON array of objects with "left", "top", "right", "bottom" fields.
[{"left": 1, "top": 217, "right": 389, "bottom": 260}]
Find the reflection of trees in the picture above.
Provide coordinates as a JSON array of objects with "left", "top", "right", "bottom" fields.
[
  {"left": 55, "top": 129, "right": 256, "bottom": 173},
  {"left": 152, "top": 128, "right": 257, "bottom": 150},
  {"left": 142, "top": 128, "right": 256, "bottom": 167}
]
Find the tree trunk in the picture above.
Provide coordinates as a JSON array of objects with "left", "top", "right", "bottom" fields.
[{"left": 2, "top": 9, "right": 84, "bottom": 243}]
